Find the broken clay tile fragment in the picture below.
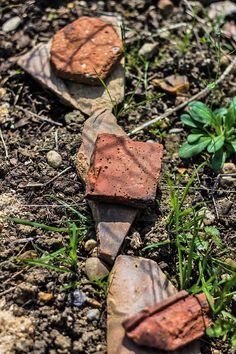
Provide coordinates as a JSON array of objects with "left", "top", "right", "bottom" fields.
[
  {"left": 123, "top": 290, "right": 210, "bottom": 352},
  {"left": 107, "top": 255, "right": 201, "bottom": 354},
  {"left": 77, "top": 110, "right": 138, "bottom": 264},
  {"left": 50, "top": 16, "right": 123, "bottom": 85},
  {"left": 152, "top": 75, "right": 189, "bottom": 94},
  {"left": 85, "top": 133, "right": 163, "bottom": 208}
]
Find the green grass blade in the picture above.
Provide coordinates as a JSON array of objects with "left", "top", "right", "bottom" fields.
[
  {"left": 22, "top": 259, "right": 72, "bottom": 273},
  {"left": 6, "top": 216, "right": 74, "bottom": 233}
]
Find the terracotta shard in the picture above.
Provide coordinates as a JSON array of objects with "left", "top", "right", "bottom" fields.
[
  {"left": 123, "top": 291, "right": 210, "bottom": 351},
  {"left": 152, "top": 75, "right": 189, "bottom": 94},
  {"left": 85, "top": 134, "right": 163, "bottom": 208},
  {"left": 76, "top": 110, "right": 138, "bottom": 264},
  {"left": 107, "top": 255, "right": 201, "bottom": 354},
  {"left": 51, "top": 16, "right": 123, "bottom": 85},
  {"left": 17, "top": 16, "right": 124, "bottom": 116}
]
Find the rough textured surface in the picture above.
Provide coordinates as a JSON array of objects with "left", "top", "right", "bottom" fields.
[
  {"left": 51, "top": 16, "right": 123, "bottom": 85},
  {"left": 0, "top": 309, "right": 34, "bottom": 353},
  {"left": 85, "top": 133, "right": 163, "bottom": 208},
  {"left": 17, "top": 16, "right": 124, "bottom": 115},
  {"left": 85, "top": 257, "right": 110, "bottom": 279},
  {"left": 152, "top": 75, "right": 189, "bottom": 94},
  {"left": 107, "top": 255, "right": 201, "bottom": 354},
  {"left": 76, "top": 110, "right": 138, "bottom": 264},
  {"left": 123, "top": 291, "right": 210, "bottom": 351}
]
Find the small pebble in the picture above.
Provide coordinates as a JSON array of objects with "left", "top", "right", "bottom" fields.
[
  {"left": 138, "top": 42, "right": 158, "bottom": 59},
  {"left": 84, "top": 239, "right": 97, "bottom": 252},
  {"left": 203, "top": 209, "right": 215, "bottom": 226},
  {"left": 64, "top": 110, "right": 85, "bottom": 124},
  {"left": 2, "top": 16, "right": 21, "bottom": 32},
  {"left": 73, "top": 289, "right": 87, "bottom": 307},
  {"left": 85, "top": 257, "right": 109, "bottom": 279},
  {"left": 86, "top": 309, "right": 100, "bottom": 321},
  {"left": 38, "top": 292, "right": 53, "bottom": 302},
  {"left": 46, "top": 150, "right": 62, "bottom": 169},
  {"left": 86, "top": 297, "right": 102, "bottom": 308},
  {"left": 220, "top": 54, "right": 231, "bottom": 67},
  {"left": 223, "top": 162, "right": 236, "bottom": 174},
  {"left": 158, "top": 0, "right": 174, "bottom": 17}
]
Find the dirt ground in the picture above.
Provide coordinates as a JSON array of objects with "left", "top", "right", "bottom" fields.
[{"left": 0, "top": 1, "right": 236, "bottom": 353}]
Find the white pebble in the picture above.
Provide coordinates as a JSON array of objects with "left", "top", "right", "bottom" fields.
[
  {"left": 86, "top": 309, "right": 100, "bottom": 321},
  {"left": 46, "top": 150, "right": 62, "bottom": 169}
]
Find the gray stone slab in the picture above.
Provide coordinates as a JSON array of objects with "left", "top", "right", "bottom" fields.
[
  {"left": 76, "top": 110, "right": 138, "bottom": 264},
  {"left": 17, "top": 15, "right": 124, "bottom": 116},
  {"left": 107, "top": 255, "right": 201, "bottom": 354}
]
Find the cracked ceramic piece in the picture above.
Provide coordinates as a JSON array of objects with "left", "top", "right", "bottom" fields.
[
  {"left": 85, "top": 133, "right": 163, "bottom": 208},
  {"left": 51, "top": 16, "right": 123, "bottom": 85},
  {"left": 76, "top": 110, "right": 138, "bottom": 264},
  {"left": 107, "top": 255, "right": 201, "bottom": 354},
  {"left": 123, "top": 290, "right": 210, "bottom": 351},
  {"left": 17, "top": 15, "right": 124, "bottom": 116}
]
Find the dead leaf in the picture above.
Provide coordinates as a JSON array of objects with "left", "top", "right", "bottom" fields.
[{"left": 152, "top": 75, "right": 189, "bottom": 94}]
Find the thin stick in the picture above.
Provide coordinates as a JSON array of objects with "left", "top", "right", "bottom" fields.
[
  {"left": 15, "top": 105, "right": 63, "bottom": 127},
  {"left": 212, "top": 195, "right": 219, "bottom": 219},
  {"left": 129, "top": 55, "right": 236, "bottom": 136},
  {"left": 0, "top": 127, "right": 9, "bottom": 159},
  {"left": 25, "top": 166, "right": 72, "bottom": 188}
]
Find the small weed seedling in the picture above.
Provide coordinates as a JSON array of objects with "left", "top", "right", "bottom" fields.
[
  {"left": 9, "top": 217, "right": 85, "bottom": 277},
  {"left": 144, "top": 164, "right": 236, "bottom": 347},
  {"left": 179, "top": 98, "right": 236, "bottom": 170},
  {"left": 5, "top": 197, "right": 92, "bottom": 290}
]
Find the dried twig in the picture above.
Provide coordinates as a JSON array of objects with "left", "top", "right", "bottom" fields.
[
  {"left": 15, "top": 105, "right": 63, "bottom": 127},
  {"left": 0, "top": 127, "right": 9, "bottom": 159},
  {"left": 211, "top": 173, "right": 236, "bottom": 218},
  {"left": 129, "top": 55, "right": 236, "bottom": 136},
  {"left": 25, "top": 166, "right": 72, "bottom": 188}
]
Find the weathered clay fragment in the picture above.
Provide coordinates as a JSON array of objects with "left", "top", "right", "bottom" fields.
[
  {"left": 76, "top": 111, "right": 138, "bottom": 264},
  {"left": 152, "top": 75, "right": 189, "bottom": 94},
  {"left": 51, "top": 16, "right": 123, "bottom": 85},
  {"left": 107, "top": 255, "right": 201, "bottom": 354},
  {"left": 17, "top": 15, "right": 124, "bottom": 115},
  {"left": 123, "top": 290, "right": 210, "bottom": 351},
  {"left": 85, "top": 133, "right": 163, "bottom": 208}
]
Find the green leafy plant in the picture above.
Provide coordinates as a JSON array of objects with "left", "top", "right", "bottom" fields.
[
  {"left": 207, "top": 311, "right": 236, "bottom": 348},
  {"left": 179, "top": 98, "right": 236, "bottom": 170}
]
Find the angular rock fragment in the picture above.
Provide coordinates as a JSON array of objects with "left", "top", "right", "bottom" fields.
[
  {"left": 152, "top": 75, "right": 189, "bottom": 94},
  {"left": 76, "top": 110, "right": 138, "bottom": 263},
  {"left": 17, "top": 15, "right": 125, "bottom": 115},
  {"left": 107, "top": 255, "right": 201, "bottom": 354},
  {"left": 85, "top": 134, "right": 163, "bottom": 208},
  {"left": 51, "top": 16, "right": 123, "bottom": 85},
  {"left": 123, "top": 290, "right": 210, "bottom": 351},
  {"left": 85, "top": 256, "right": 110, "bottom": 279}
]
